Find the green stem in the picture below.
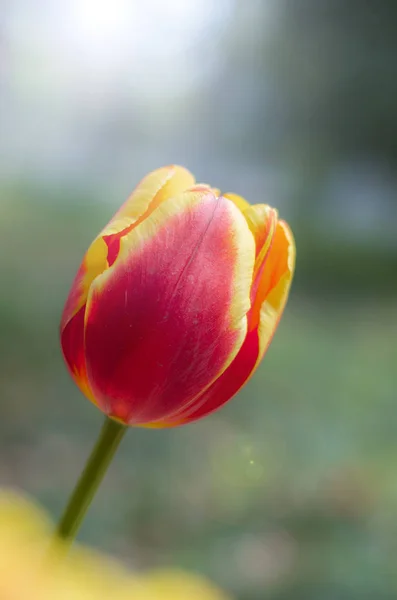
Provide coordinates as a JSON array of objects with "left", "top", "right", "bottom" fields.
[{"left": 55, "top": 416, "right": 126, "bottom": 546}]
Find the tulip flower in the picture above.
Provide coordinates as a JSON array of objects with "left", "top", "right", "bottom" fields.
[
  {"left": 57, "top": 165, "right": 295, "bottom": 546},
  {"left": 61, "top": 165, "right": 295, "bottom": 427}
]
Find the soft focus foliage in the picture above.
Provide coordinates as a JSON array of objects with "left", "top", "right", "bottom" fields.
[{"left": 0, "top": 491, "right": 230, "bottom": 600}]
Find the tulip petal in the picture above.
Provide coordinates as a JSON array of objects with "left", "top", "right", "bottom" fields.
[
  {"left": 102, "top": 165, "right": 196, "bottom": 266},
  {"left": 223, "top": 192, "right": 251, "bottom": 213},
  {"left": 162, "top": 219, "right": 295, "bottom": 426},
  {"left": 61, "top": 166, "right": 195, "bottom": 332},
  {"left": 250, "top": 219, "right": 295, "bottom": 335},
  {"left": 60, "top": 306, "right": 97, "bottom": 404},
  {"left": 162, "top": 326, "right": 260, "bottom": 426},
  {"left": 60, "top": 166, "right": 196, "bottom": 398},
  {"left": 60, "top": 237, "right": 109, "bottom": 332},
  {"left": 84, "top": 191, "right": 255, "bottom": 425},
  {"left": 60, "top": 239, "right": 109, "bottom": 404},
  {"left": 255, "top": 220, "right": 295, "bottom": 359},
  {"left": 110, "top": 165, "right": 195, "bottom": 225},
  {"left": 243, "top": 204, "right": 278, "bottom": 289},
  {"left": 244, "top": 204, "right": 277, "bottom": 257}
]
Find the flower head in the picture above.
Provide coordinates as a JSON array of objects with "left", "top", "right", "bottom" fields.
[{"left": 61, "top": 166, "right": 295, "bottom": 426}]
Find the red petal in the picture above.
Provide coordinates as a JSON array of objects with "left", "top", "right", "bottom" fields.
[
  {"left": 165, "top": 220, "right": 295, "bottom": 426},
  {"left": 84, "top": 191, "right": 255, "bottom": 424}
]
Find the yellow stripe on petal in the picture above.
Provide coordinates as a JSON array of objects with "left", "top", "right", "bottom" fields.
[
  {"left": 223, "top": 192, "right": 251, "bottom": 213},
  {"left": 222, "top": 199, "right": 256, "bottom": 333}
]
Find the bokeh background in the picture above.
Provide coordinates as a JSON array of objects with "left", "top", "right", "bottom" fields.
[{"left": 1, "top": 1, "right": 397, "bottom": 599}]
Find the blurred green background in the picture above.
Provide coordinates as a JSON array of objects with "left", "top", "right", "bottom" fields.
[{"left": 1, "top": 1, "right": 397, "bottom": 599}]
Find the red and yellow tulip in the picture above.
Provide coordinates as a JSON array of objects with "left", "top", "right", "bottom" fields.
[{"left": 61, "top": 166, "right": 295, "bottom": 427}]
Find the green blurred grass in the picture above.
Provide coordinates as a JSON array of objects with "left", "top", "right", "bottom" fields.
[{"left": 1, "top": 186, "right": 396, "bottom": 600}]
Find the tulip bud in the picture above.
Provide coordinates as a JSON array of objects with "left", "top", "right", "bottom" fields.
[{"left": 61, "top": 166, "right": 295, "bottom": 427}]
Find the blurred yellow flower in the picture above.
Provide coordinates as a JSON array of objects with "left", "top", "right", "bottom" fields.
[{"left": 0, "top": 490, "right": 231, "bottom": 600}]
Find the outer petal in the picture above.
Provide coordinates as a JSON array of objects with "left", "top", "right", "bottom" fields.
[
  {"left": 60, "top": 305, "right": 97, "bottom": 404},
  {"left": 60, "top": 166, "right": 194, "bottom": 400},
  {"left": 61, "top": 165, "right": 194, "bottom": 332},
  {"left": 111, "top": 165, "right": 195, "bottom": 224},
  {"left": 83, "top": 191, "right": 255, "bottom": 425},
  {"left": 243, "top": 204, "right": 278, "bottom": 283},
  {"left": 103, "top": 165, "right": 196, "bottom": 266},
  {"left": 163, "top": 218, "right": 295, "bottom": 426},
  {"left": 255, "top": 220, "right": 295, "bottom": 360}
]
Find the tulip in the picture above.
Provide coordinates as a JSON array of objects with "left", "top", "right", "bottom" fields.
[
  {"left": 61, "top": 165, "right": 295, "bottom": 428},
  {"left": 57, "top": 165, "right": 295, "bottom": 547}
]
